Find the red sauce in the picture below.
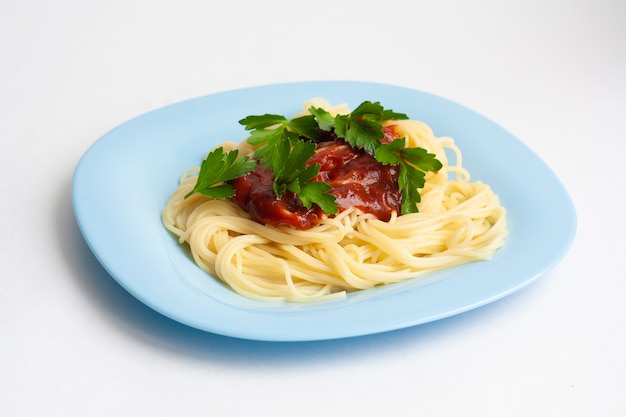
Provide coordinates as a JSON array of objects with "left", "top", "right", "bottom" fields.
[
  {"left": 229, "top": 164, "right": 327, "bottom": 229},
  {"left": 229, "top": 128, "right": 402, "bottom": 230}
]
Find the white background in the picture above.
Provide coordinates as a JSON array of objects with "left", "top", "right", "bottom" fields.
[{"left": 1, "top": 1, "right": 624, "bottom": 416}]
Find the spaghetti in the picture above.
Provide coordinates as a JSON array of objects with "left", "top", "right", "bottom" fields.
[{"left": 162, "top": 99, "right": 507, "bottom": 302}]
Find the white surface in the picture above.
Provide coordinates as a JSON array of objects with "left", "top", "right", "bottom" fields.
[{"left": 1, "top": 0, "right": 624, "bottom": 415}]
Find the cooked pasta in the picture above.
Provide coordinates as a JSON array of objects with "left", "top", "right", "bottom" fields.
[{"left": 162, "top": 99, "right": 507, "bottom": 302}]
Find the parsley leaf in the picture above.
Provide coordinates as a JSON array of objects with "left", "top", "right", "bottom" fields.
[
  {"left": 331, "top": 101, "right": 409, "bottom": 154},
  {"left": 271, "top": 139, "right": 338, "bottom": 213},
  {"left": 287, "top": 114, "right": 320, "bottom": 140},
  {"left": 308, "top": 106, "right": 335, "bottom": 131},
  {"left": 345, "top": 114, "right": 385, "bottom": 154},
  {"left": 271, "top": 139, "right": 316, "bottom": 195},
  {"left": 382, "top": 108, "right": 410, "bottom": 120},
  {"left": 245, "top": 124, "right": 288, "bottom": 167},
  {"left": 373, "top": 135, "right": 405, "bottom": 164},
  {"left": 297, "top": 181, "right": 337, "bottom": 214},
  {"left": 239, "top": 114, "right": 288, "bottom": 130},
  {"left": 185, "top": 147, "right": 256, "bottom": 199},
  {"left": 399, "top": 146, "right": 444, "bottom": 173},
  {"left": 398, "top": 162, "right": 427, "bottom": 215},
  {"left": 240, "top": 114, "right": 320, "bottom": 168},
  {"left": 376, "top": 138, "right": 442, "bottom": 214}
]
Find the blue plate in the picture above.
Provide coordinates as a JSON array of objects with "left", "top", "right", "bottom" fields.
[{"left": 72, "top": 81, "right": 576, "bottom": 341}]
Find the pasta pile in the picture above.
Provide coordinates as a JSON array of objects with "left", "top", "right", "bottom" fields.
[{"left": 162, "top": 99, "right": 507, "bottom": 302}]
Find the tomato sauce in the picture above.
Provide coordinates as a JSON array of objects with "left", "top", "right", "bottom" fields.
[{"left": 229, "top": 129, "right": 402, "bottom": 230}]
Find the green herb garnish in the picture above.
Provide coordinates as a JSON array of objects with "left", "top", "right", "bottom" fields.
[
  {"left": 184, "top": 147, "right": 256, "bottom": 199},
  {"left": 187, "top": 101, "right": 442, "bottom": 216},
  {"left": 332, "top": 101, "right": 409, "bottom": 154},
  {"left": 238, "top": 112, "right": 337, "bottom": 212},
  {"left": 375, "top": 138, "right": 443, "bottom": 213},
  {"left": 270, "top": 138, "right": 337, "bottom": 214},
  {"left": 239, "top": 113, "right": 319, "bottom": 167}
]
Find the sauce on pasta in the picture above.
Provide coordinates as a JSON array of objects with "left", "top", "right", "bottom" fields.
[{"left": 229, "top": 133, "right": 402, "bottom": 229}]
